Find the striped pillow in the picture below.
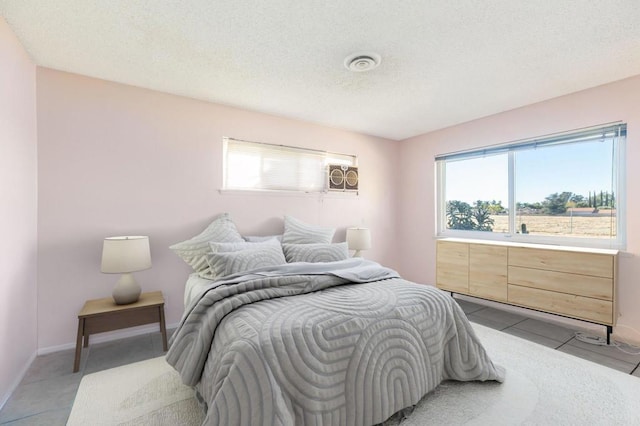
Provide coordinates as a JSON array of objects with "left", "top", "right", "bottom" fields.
[
  {"left": 282, "top": 215, "right": 335, "bottom": 244},
  {"left": 202, "top": 244, "right": 287, "bottom": 280},
  {"left": 169, "top": 213, "right": 243, "bottom": 272},
  {"left": 282, "top": 242, "right": 349, "bottom": 263}
]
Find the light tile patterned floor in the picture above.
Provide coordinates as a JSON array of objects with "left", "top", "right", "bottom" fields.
[
  {"left": 1, "top": 300, "right": 639, "bottom": 425},
  {"left": 0, "top": 330, "right": 171, "bottom": 425},
  {"left": 455, "top": 298, "right": 640, "bottom": 374}
]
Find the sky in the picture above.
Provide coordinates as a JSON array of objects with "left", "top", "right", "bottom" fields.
[{"left": 445, "top": 139, "right": 616, "bottom": 205}]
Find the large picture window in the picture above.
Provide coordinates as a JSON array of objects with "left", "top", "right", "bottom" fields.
[
  {"left": 223, "top": 137, "right": 357, "bottom": 192},
  {"left": 436, "top": 123, "right": 626, "bottom": 248}
]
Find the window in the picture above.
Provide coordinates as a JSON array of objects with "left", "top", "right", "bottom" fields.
[
  {"left": 223, "top": 137, "right": 357, "bottom": 192},
  {"left": 436, "top": 123, "right": 626, "bottom": 248}
]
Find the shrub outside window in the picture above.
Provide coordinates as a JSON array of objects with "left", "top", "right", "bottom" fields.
[{"left": 435, "top": 123, "right": 626, "bottom": 249}]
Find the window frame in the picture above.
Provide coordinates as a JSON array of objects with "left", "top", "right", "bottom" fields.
[
  {"left": 222, "top": 137, "right": 358, "bottom": 194},
  {"left": 435, "top": 123, "right": 627, "bottom": 249}
]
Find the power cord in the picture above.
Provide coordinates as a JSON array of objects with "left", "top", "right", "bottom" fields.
[
  {"left": 574, "top": 332, "right": 607, "bottom": 345},
  {"left": 574, "top": 331, "right": 640, "bottom": 355}
]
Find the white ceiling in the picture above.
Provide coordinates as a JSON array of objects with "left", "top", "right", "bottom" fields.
[{"left": 2, "top": 1, "right": 640, "bottom": 140}]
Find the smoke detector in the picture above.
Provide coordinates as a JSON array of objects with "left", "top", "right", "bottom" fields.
[{"left": 344, "top": 52, "right": 381, "bottom": 72}]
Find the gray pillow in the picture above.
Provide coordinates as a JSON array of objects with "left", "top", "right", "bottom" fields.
[
  {"left": 282, "top": 242, "right": 349, "bottom": 263},
  {"left": 282, "top": 215, "right": 335, "bottom": 244},
  {"left": 202, "top": 244, "right": 287, "bottom": 280},
  {"left": 169, "top": 213, "right": 243, "bottom": 272},
  {"left": 209, "top": 238, "right": 281, "bottom": 253}
]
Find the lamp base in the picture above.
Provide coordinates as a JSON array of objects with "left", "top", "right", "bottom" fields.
[
  {"left": 112, "top": 273, "right": 141, "bottom": 305},
  {"left": 352, "top": 250, "right": 363, "bottom": 258}
]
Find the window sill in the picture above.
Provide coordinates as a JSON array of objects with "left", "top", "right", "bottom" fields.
[{"left": 219, "top": 189, "right": 359, "bottom": 198}]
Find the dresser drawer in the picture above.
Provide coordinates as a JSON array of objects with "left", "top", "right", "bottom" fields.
[
  {"left": 508, "top": 266, "right": 613, "bottom": 301},
  {"left": 508, "top": 284, "right": 613, "bottom": 325},
  {"left": 508, "top": 247, "right": 613, "bottom": 278}
]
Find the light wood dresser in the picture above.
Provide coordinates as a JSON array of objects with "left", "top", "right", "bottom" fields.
[{"left": 436, "top": 238, "right": 618, "bottom": 342}]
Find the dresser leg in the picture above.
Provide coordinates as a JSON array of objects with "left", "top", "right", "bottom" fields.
[{"left": 606, "top": 325, "right": 612, "bottom": 345}]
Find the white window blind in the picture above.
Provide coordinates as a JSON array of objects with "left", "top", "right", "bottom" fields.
[
  {"left": 435, "top": 123, "right": 626, "bottom": 162},
  {"left": 223, "top": 137, "right": 356, "bottom": 192}
]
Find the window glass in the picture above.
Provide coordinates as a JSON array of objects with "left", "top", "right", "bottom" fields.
[
  {"left": 444, "top": 154, "right": 508, "bottom": 233},
  {"left": 436, "top": 123, "right": 625, "bottom": 248},
  {"left": 514, "top": 140, "right": 616, "bottom": 239}
]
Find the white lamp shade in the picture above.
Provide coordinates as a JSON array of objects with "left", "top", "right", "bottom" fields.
[
  {"left": 101, "top": 236, "right": 152, "bottom": 273},
  {"left": 346, "top": 228, "right": 372, "bottom": 251}
]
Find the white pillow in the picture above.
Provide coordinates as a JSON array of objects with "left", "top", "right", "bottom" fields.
[
  {"left": 202, "top": 245, "right": 287, "bottom": 280},
  {"left": 281, "top": 215, "right": 335, "bottom": 244},
  {"left": 169, "top": 213, "right": 243, "bottom": 272},
  {"left": 282, "top": 242, "right": 349, "bottom": 263}
]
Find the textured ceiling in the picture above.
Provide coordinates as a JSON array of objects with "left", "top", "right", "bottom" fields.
[{"left": 2, "top": 1, "right": 640, "bottom": 140}]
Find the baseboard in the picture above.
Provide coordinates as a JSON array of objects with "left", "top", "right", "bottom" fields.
[
  {"left": 37, "top": 322, "right": 179, "bottom": 355},
  {"left": 3, "top": 323, "right": 180, "bottom": 410},
  {"left": 0, "top": 350, "right": 37, "bottom": 412}
]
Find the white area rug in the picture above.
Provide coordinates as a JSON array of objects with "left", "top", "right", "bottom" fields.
[
  {"left": 67, "top": 356, "right": 204, "bottom": 425},
  {"left": 67, "top": 324, "right": 640, "bottom": 425}
]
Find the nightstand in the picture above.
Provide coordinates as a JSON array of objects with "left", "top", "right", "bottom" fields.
[{"left": 73, "top": 291, "right": 168, "bottom": 372}]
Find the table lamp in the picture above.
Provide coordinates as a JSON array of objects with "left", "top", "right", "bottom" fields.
[
  {"left": 346, "top": 227, "right": 371, "bottom": 257},
  {"left": 101, "top": 236, "right": 151, "bottom": 304}
]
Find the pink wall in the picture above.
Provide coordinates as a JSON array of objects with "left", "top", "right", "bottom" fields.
[
  {"left": 0, "top": 18, "right": 38, "bottom": 406},
  {"left": 398, "top": 75, "right": 640, "bottom": 344},
  {"left": 19, "top": 30, "right": 640, "bottom": 356},
  {"left": 35, "top": 68, "right": 400, "bottom": 350}
]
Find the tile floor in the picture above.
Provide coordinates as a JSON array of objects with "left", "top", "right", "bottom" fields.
[
  {"left": 1, "top": 299, "right": 639, "bottom": 425},
  {"left": 0, "top": 330, "right": 171, "bottom": 425}
]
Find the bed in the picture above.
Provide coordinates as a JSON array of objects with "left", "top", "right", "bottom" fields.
[{"left": 166, "top": 214, "right": 504, "bottom": 425}]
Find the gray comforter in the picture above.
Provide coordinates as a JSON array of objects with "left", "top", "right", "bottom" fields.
[{"left": 166, "top": 259, "right": 505, "bottom": 426}]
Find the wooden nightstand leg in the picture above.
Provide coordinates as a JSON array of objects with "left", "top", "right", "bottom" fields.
[
  {"left": 159, "top": 305, "right": 168, "bottom": 351},
  {"left": 74, "top": 318, "right": 84, "bottom": 373}
]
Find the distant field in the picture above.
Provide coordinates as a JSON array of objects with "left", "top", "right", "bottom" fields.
[{"left": 489, "top": 214, "right": 617, "bottom": 238}]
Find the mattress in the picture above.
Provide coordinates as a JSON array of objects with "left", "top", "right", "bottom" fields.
[{"left": 183, "top": 272, "right": 212, "bottom": 308}]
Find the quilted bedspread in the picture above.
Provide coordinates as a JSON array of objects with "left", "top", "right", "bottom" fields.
[{"left": 166, "top": 259, "right": 505, "bottom": 426}]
